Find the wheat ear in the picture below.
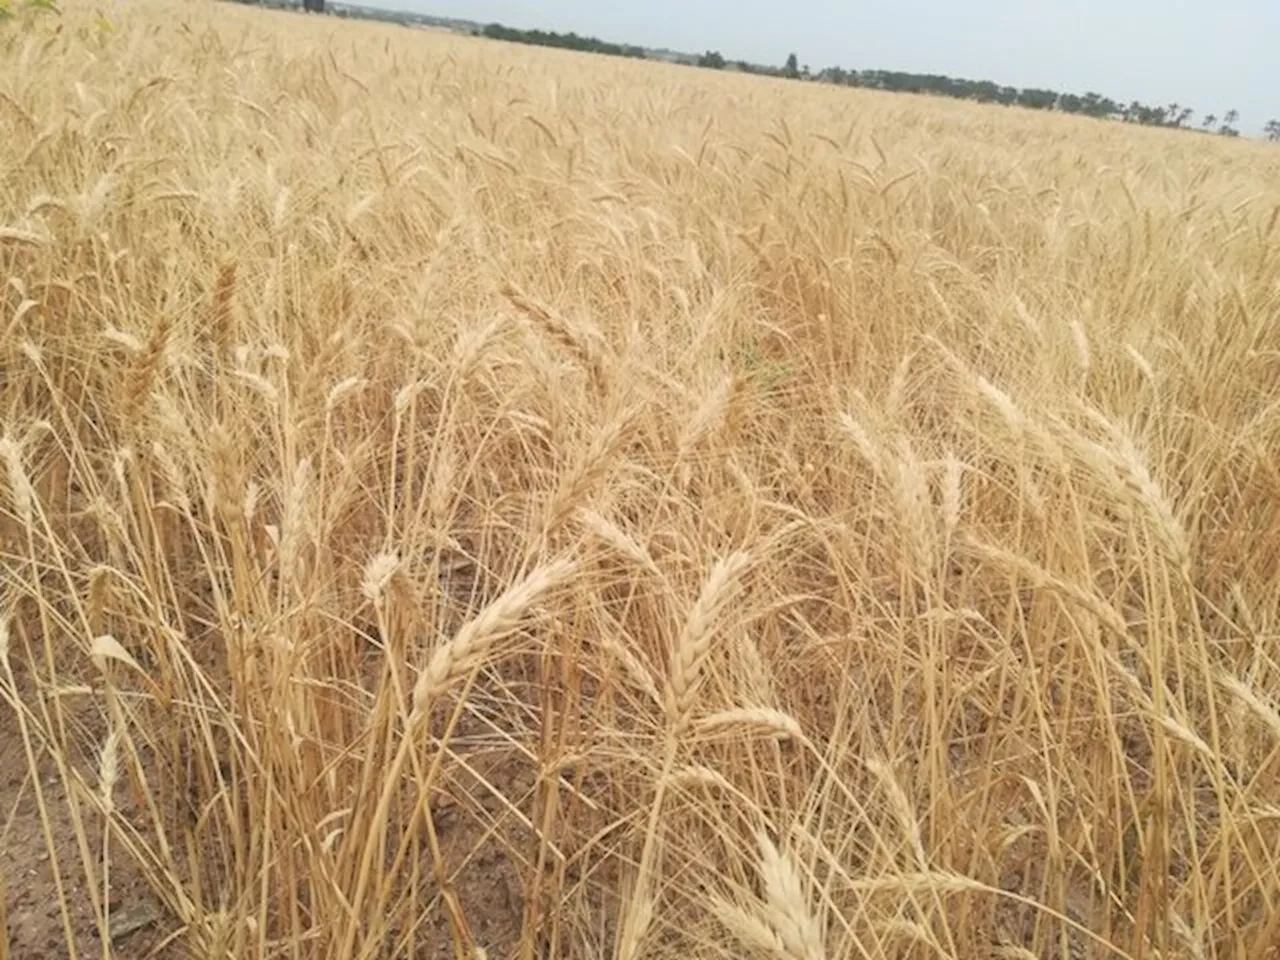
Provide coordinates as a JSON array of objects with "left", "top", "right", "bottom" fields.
[
  {"left": 0, "top": 435, "right": 34, "bottom": 526},
  {"left": 501, "top": 281, "right": 608, "bottom": 388},
  {"left": 412, "top": 558, "right": 576, "bottom": 718},
  {"left": 695, "top": 707, "right": 806, "bottom": 743},
  {"left": 664, "top": 551, "right": 752, "bottom": 730},
  {"left": 756, "top": 830, "right": 826, "bottom": 960},
  {"left": 713, "top": 831, "right": 826, "bottom": 960}
]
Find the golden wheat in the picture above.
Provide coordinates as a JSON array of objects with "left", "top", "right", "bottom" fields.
[
  {"left": 665, "top": 552, "right": 754, "bottom": 730},
  {"left": 411, "top": 557, "right": 577, "bottom": 716},
  {"left": 2, "top": 1, "right": 1280, "bottom": 958}
]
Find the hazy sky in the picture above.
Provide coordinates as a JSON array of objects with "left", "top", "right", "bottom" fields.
[{"left": 379, "top": 0, "right": 1278, "bottom": 134}]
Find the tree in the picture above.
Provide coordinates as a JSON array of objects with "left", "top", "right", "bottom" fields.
[
  {"left": 1220, "top": 109, "right": 1240, "bottom": 137},
  {"left": 1266, "top": 120, "right": 1280, "bottom": 142},
  {"left": 697, "top": 50, "right": 725, "bottom": 69},
  {"left": 1121, "top": 101, "right": 1169, "bottom": 127},
  {"left": 1201, "top": 113, "right": 1218, "bottom": 130},
  {"left": 1017, "top": 87, "right": 1058, "bottom": 111},
  {"left": 1058, "top": 93, "right": 1083, "bottom": 114},
  {"left": 479, "top": 22, "right": 648, "bottom": 59},
  {"left": 742, "top": 52, "right": 1213, "bottom": 140},
  {"left": 1080, "top": 91, "right": 1118, "bottom": 118}
]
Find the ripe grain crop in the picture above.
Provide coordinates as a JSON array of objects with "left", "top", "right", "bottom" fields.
[{"left": 2, "top": 1, "right": 1280, "bottom": 958}]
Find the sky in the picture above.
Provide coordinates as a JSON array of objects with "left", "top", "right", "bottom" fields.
[{"left": 376, "top": 0, "right": 1279, "bottom": 135}]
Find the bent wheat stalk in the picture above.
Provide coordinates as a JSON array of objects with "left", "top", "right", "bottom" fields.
[{"left": 339, "top": 557, "right": 576, "bottom": 960}]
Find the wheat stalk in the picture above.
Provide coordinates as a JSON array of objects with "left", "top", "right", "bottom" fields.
[
  {"left": 102, "top": 327, "right": 144, "bottom": 353},
  {"left": 712, "top": 899, "right": 801, "bottom": 960},
  {"left": 889, "top": 435, "right": 935, "bottom": 572},
  {"left": 1068, "top": 317, "right": 1091, "bottom": 376},
  {"left": 123, "top": 317, "right": 172, "bottom": 426},
  {"left": 1217, "top": 672, "right": 1280, "bottom": 741},
  {"left": 598, "top": 631, "right": 663, "bottom": 708},
  {"left": 669, "top": 764, "right": 737, "bottom": 794},
  {"left": 208, "top": 423, "right": 245, "bottom": 525},
  {"left": 865, "top": 757, "right": 927, "bottom": 869},
  {"left": 545, "top": 407, "right": 639, "bottom": 535},
  {"left": 411, "top": 558, "right": 576, "bottom": 717},
  {"left": 756, "top": 829, "right": 825, "bottom": 960},
  {"left": 962, "top": 536, "right": 1131, "bottom": 639},
  {"left": 577, "top": 507, "right": 657, "bottom": 572},
  {"left": 665, "top": 551, "right": 752, "bottom": 730},
  {"left": 325, "top": 376, "right": 368, "bottom": 411},
  {"left": 678, "top": 372, "right": 737, "bottom": 456},
  {"left": 939, "top": 455, "right": 964, "bottom": 541},
  {"left": 973, "top": 374, "right": 1031, "bottom": 435},
  {"left": 277, "top": 457, "right": 313, "bottom": 592},
  {"left": 1112, "top": 429, "right": 1191, "bottom": 574},
  {"left": 361, "top": 551, "right": 402, "bottom": 605},
  {"left": 837, "top": 411, "right": 884, "bottom": 476},
  {"left": 210, "top": 259, "right": 237, "bottom": 351},
  {"left": 695, "top": 707, "right": 805, "bottom": 743},
  {"left": 501, "top": 280, "right": 609, "bottom": 388},
  {"left": 713, "top": 831, "right": 826, "bottom": 960},
  {"left": 0, "top": 435, "right": 34, "bottom": 526}
]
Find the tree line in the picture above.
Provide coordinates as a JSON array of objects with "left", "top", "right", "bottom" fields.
[
  {"left": 717, "top": 52, "right": 1255, "bottom": 136},
  {"left": 479, "top": 22, "right": 645, "bottom": 59},
  {"left": 470, "top": 22, "right": 1278, "bottom": 139}
]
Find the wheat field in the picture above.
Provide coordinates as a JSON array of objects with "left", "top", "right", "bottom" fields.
[{"left": 2, "top": 1, "right": 1280, "bottom": 957}]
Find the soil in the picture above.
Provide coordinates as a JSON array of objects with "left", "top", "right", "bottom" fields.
[
  {"left": 1, "top": 668, "right": 171, "bottom": 960},
  {"left": 1, "top": 651, "right": 541, "bottom": 960}
]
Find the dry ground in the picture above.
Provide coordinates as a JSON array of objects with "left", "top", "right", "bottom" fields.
[{"left": 3, "top": 1, "right": 1280, "bottom": 958}]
